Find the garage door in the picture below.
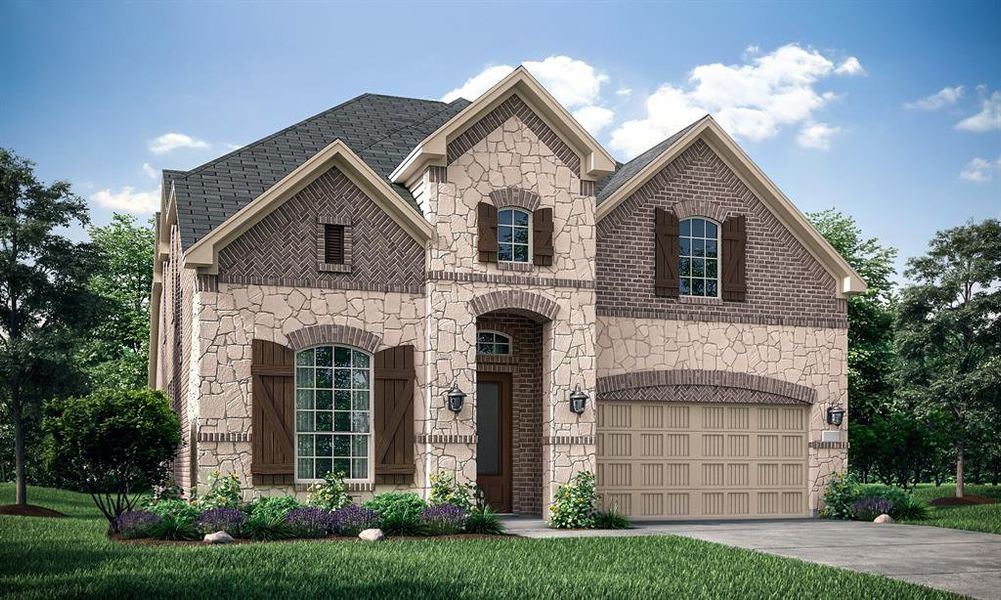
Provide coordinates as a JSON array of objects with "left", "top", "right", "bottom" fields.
[{"left": 596, "top": 402, "right": 809, "bottom": 520}]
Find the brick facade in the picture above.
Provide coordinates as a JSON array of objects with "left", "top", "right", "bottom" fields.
[
  {"left": 596, "top": 139, "right": 847, "bottom": 329},
  {"left": 217, "top": 167, "right": 424, "bottom": 293}
]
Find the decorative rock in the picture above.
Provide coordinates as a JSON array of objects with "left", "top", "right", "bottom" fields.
[
  {"left": 204, "top": 531, "right": 235, "bottom": 544},
  {"left": 873, "top": 514, "right": 894, "bottom": 524},
  {"left": 358, "top": 528, "right": 384, "bottom": 542}
]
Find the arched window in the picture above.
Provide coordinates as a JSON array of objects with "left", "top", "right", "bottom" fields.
[
  {"left": 679, "top": 217, "right": 720, "bottom": 297},
  {"left": 497, "top": 208, "right": 531, "bottom": 263},
  {"left": 294, "top": 345, "right": 371, "bottom": 481},
  {"left": 476, "top": 330, "right": 512, "bottom": 355}
]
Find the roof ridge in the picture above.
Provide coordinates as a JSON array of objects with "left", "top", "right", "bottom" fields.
[{"left": 356, "top": 99, "right": 470, "bottom": 156}]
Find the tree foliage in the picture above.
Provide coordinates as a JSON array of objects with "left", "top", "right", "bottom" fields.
[
  {"left": 0, "top": 147, "right": 99, "bottom": 505},
  {"left": 43, "top": 388, "right": 180, "bottom": 527}
]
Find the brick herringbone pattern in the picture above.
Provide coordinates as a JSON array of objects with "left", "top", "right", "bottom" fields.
[{"left": 596, "top": 369, "right": 816, "bottom": 405}]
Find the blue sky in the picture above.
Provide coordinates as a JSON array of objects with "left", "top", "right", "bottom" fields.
[{"left": 2, "top": 1, "right": 999, "bottom": 280}]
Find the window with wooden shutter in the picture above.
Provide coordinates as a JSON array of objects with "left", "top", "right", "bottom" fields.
[
  {"left": 373, "top": 345, "right": 415, "bottom": 484},
  {"left": 722, "top": 215, "right": 747, "bottom": 301},
  {"left": 477, "top": 202, "right": 498, "bottom": 262},
  {"left": 324, "top": 224, "right": 345, "bottom": 264},
  {"left": 654, "top": 208, "right": 680, "bottom": 297},
  {"left": 532, "top": 207, "right": 554, "bottom": 266},
  {"left": 251, "top": 339, "right": 295, "bottom": 486}
]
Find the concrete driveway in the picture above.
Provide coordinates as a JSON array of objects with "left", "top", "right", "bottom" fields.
[{"left": 504, "top": 518, "right": 1001, "bottom": 599}]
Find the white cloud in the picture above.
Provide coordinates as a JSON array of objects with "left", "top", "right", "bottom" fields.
[
  {"left": 148, "top": 132, "right": 209, "bottom": 155},
  {"left": 959, "top": 156, "right": 1001, "bottom": 183},
  {"left": 91, "top": 186, "right": 161, "bottom": 213},
  {"left": 141, "top": 162, "right": 156, "bottom": 179},
  {"left": 834, "top": 56, "right": 865, "bottom": 76},
  {"left": 797, "top": 122, "right": 841, "bottom": 150},
  {"left": 955, "top": 90, "right": 1001, "bottom": 132},
  {"left": 573, "top": 106, "right": 615, "bottom": 134},
  {"left": 905, "top": 86, "right": 965, "bottom": 110},
  {"left": 615, "top": 87, "right": 632, "bottom": 97},
  {"left": 442, "top": 55, "right": 614, "bottom": 137},
  {"left": 609, "top": 44, "right": 854, "bottom": 157}
]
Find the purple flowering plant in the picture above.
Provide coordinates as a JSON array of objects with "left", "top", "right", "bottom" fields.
[
  {"left": 419, "top": 503, "right": 466, "bottom": 535},
  {"left": 330, "top": 504, "right": 381, "bottom": 536},
  {"left": 284, "top": 506, "right": 333, "bottom": 538},
  {"left": 195, "top": 507, "right": 247, "bottom": 536},
  {"left": 116, "top": 510, "right": 161, "bottom": 539},
  {"left": 852, "top": 496, "right": 894, "bottom": 522}
]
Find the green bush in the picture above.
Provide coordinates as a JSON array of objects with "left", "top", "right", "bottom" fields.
[
  {"left": 242, "top": 496, "right": 300, "bottom": 540},
  {"left": 429, "top": 471, "right": 474, "bottom": 512},
  {"left": 43, "top": 388, "right": 181, "bottom": 530},
  {"left": 860, "top": 484, "right": 928, "bottom": 520},
  {"left": 194, "top": 470, "right": 242, "bottom": 510},
  {"left": 364, "top": 492, "right": 427, "bottom": 535},
  {"left": 549, "top": 471, "right": 598, "bottom": 529},
  {"left": 819, "top": 472, "right": 862, "bottom": 520},
  {"left": 594, "top": 508, "right": 630, "bottom": 530},
  {"left": 463, "top": 504, "right": 505, "bottom": 535},
  {"left": 147, "top": 499, "right": 200, "bottom": 540},
  {"left": 305, "top": 471, "right": 352, "bottom": 511}
]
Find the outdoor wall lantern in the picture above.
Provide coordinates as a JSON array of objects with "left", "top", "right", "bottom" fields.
[
  {"left": 827, "top": 404, "right": 846, "bottom": 427},
  {"left": 446, "top": 382, "right": 466, "bottom": 414},
  {"left": 569, "top": 385, "right": 589, "bottom": 415}
]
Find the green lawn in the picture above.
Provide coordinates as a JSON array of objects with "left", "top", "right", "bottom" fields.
[
  {"left": 1, "top": 485, "right": 953, "bottom": 599},
  {"left": 900, "top": 483, "right": 1001, "bottom": 535}
]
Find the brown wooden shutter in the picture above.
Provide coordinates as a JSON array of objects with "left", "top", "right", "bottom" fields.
[
  {"left": 532, "top": 207, "right": 554, "bottom": 266},
  {"left": 251, "top": 339, "right": 295, "bottom": 486},
  {"left": 722, "top": 215, "right": 747, "bottom": 301},
  {"left": 374, "top": 345, "right": 415, "bottom": 484},
  {"left": 324, "top": 224, "right": 345, "bottom": 264},
  {"left": 477, "top": 202, "right": 498, "bottom": 262},
  {"left": 654, "top": 208, "right": 680, "bottom": 297}
]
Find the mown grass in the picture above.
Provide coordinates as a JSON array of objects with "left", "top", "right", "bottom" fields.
[
  {"left": 900, "top": 483, "right": 1001, "bottom": 535},
  {"left": 0, "top": 484, "right": 952, "bottom": 599}
]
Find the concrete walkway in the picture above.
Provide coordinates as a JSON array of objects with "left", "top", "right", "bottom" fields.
[{"left": 503, "top": 518, "right": 1001, "bottom": 599}]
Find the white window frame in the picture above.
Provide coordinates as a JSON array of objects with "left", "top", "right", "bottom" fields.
[
  {"left": 679, "top": 216, "right": 722, "bottom": 299},
  {"left": 293, "top": 344, "right": 374, "bottom": 484},
  {"left": 476, "top": 330, "right": 513, "bottom": 356},
  {"left": 497, "top": 207, "right": 532, "bottom": 264}
]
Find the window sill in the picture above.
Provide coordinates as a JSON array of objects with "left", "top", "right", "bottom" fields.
[
  {"left": 319, "top": 263, "right": 351, "bottom": 273},
  {"left": 679, "top": 295, "right": 723, "bottom": 306},
  {"left": 497, "top": 261, "right": 533, "bottom": 272}
]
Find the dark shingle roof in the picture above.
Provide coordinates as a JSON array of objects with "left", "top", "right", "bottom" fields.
[
  {"left": 596, "top": 117, "right": 706, "bottom": 203},
  {"left": 168, "top": 94, "right": 469, "bottom": 249}
]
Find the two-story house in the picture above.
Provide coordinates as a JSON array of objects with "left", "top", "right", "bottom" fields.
[{"left": 150, "top": 67, "right": 864, "bottom": 520}]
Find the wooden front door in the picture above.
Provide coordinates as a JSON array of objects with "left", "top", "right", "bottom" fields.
[{"left": 476, "top": 372, "right": 512, "bottom": 512}]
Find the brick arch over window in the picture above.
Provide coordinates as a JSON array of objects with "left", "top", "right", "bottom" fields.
[
  {"left": 469, "top": 290, "right": 560, "bottom": 323},
  {"left": 489, "top": 187, "right": 542, "bottom": 212},
  {"left": 285, "top": 324, "right": 381, "bottom": 354},
  {"left": 596, "top": 369, "right": 816, "bottom": 405},
  {"left": 671, "top": 198, "right": 730, "bottom": 223}
]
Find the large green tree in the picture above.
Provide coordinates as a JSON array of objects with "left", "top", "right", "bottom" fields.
[
  {"left": 0, "top": 148, "right": 99, "bottom": 506},
  {"left": 896, "top": 218, "right": 1001, "bottom": 497},
  {"left": 81, "top": 214, "right": 154, "bottom": 389}
]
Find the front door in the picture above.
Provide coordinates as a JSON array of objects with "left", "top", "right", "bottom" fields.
[{"left": 476, "top": 372, "right": 512, "bottom": 512}]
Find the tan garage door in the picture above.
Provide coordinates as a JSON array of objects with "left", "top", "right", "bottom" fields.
[{"left": 597, "top": 402, "right": 809, "bottom": 520}]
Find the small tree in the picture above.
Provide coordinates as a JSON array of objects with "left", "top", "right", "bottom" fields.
[{"left": 44, "top": 388, "right": 180, "bottom": 528}]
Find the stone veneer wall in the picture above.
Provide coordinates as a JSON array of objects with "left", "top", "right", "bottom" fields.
[
  {"left": 217, "top": 167, "right": 424, "bottom": 294},
  {"left": 596, "top": 316, "right": 848, "bottom": 511},
  {"left": 596, "top": 139, "right": 847, "bottom": 329},
  {"left": 193, "top": 282, "right": 425, "bottom": 499},
  {"left": 476, "top": 313, "right": 543, "bottom": 515}
]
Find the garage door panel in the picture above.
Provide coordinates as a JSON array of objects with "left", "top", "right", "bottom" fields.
[{"left": 597, "top": 402, "right": 809, "bottom": 520}]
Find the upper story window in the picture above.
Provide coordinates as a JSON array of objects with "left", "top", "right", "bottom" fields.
[
  {"left": 497, "top": 208, "right": 530, "bottom": 263},
  {"left": 680, "top": 217, "right": 720, "bottom": 297},
  {"left": 477, "top": 331, "right": 512, "bottom": 355},
  {"left": 295, "top": 345, "right": 371, "bottom": 481}
]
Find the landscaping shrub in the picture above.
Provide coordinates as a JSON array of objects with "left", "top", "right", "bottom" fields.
[
  {"left": 429, "top": 471, "right": 474, "bottom": 512},
  {"left": 194, "top": 470, "right": 242, "bottom": 510},
  {"left": 330, "top": 504, "right": 381, "bottom": 536},
  {"left": 820, "top": 472, "right": 862, "bottom": 520},
  {"left": 242, "top": 496, "right": 300, "bottom": 540},
  {"left": 43, "top": 388, "right": 181, "bottom": 530},
  {"left": 852, "top": 496, "right": 894, "bottom": 521},
  {"left": 463, "top": 504, "right": 505, "bottom": 535},
  {"left": 115, "top": 510, "right": 161, "bottom": 539},
  {"left": 285, "top": 507, "right": 333, "bottom": 538},
  {"left": 549, "top": 471, "right": 598, "bottom": 529},
  {"left": 594, "top": 507, "right": 630, "bottom": 530},
  {"left": 305, "top": 471, "right": 352, "bottom": 512},
  {"left": 147, "top": 499, "right": 200, "bottom": 540},
  {"left": 860, "top": 484, "right": 928, "bottom": 520},
  {"left": 419, "top": 504, "right": 466, "bottom": 535},
  {"left": 195, "top": 507, "right": 246, "bottom": 536},
  {"left": 364, "top": 492, "right": 427, "bottom": 535}
]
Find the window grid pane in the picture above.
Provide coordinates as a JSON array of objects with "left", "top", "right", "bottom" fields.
[
  {"left": 679, "top": 217, "right": 720, "bottom": 298},
  {"left": 295, "top": 345, "right": 371, "bottom": 480},
  {"left": 497, "top": 209, "right": 530, "bottom": 263},
  {"left": 475, "top": 331, "right": 512, "bottom": 355}
]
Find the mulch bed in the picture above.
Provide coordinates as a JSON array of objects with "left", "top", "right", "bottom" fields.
[
  {"left": 112, "top": 533, "right": 515, "bottom": 546},
  {"left": 929, "top": 495, "right": 997, "bottom": 507},
  {"left": 0, "top": 504, "right": 67, "bottom": 518}
]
